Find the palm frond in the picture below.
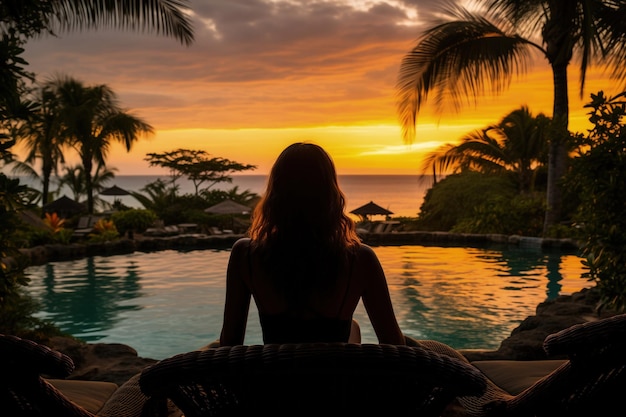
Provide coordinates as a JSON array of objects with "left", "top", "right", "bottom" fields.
[
  {"left": 396, "top": 4, "right": 539, "bottom": 143},
  {"left": 48, "top": 0, "right": 194, "bottom": 45}
]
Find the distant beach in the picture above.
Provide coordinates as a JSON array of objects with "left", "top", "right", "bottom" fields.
[{"left": 30, "top": 174, "right": 434, "bottom": 219}]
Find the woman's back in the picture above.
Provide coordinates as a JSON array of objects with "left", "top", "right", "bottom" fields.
[{"left": 218, "top": 143, "right": 405, "bottom": 346}]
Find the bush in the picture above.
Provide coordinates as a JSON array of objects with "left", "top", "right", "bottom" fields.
[
  {"left": 453, "top": 193, "right": 546, "bottom": 236},
  {"left": 110, "top": 209, "right": 158, "bottom": 236},
  {"left": 415, "top": 172, "right": 517, "bottom": 232},
  {"left": 87, "top": 219, "right": 119, "bottom": 242},
  {"left": 568, "top": 91, "right": 626, "bottom": 312}
]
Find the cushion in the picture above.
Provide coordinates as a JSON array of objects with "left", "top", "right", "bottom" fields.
[
  {"left": 47, "top": 379, "right": 119, "bottom": 414},
  {"left": 471, "top": 360, "right": 567, "bottom": 395}
]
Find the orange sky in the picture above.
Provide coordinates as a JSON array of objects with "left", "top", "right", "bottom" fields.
[{"left": 11, "top": 0, "right": 622, "bottom": 175}]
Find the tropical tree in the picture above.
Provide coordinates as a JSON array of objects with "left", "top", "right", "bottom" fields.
[
  {"left": 12, "top": 84, "right": 68, "bottom": 206},
  {"left": 396, "top": 1, "right": 626, "bottom": 235},
  {"left": 145, "top": 149, "right": 257, "bottom": 196},
  {"left": 57, "top": 163, "right": 116, "bottom": 209},
  {"left": 49, "top": 76, "right": 153, "bottom": 213},
  {"left": 0, "top": 0, "right": 193, "bottom": 154},
  {"left": 421, "top": 106, "right": 550, "bottom": 193}
]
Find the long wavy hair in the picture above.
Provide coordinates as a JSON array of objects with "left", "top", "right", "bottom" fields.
[{"left": 248, "top": 143, "right": 360, "bottom": 308}]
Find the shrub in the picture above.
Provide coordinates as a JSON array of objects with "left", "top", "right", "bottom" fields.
[
  {"left": 88, "top": 219, "right": 119, "bottom": 242},
  {"left": 415, "top": 172, "right": 517, "bottom": 232},
  {"left": 568, "top": 91, "right": 626, "bottom": 312},
  {"left": 110, "top": 209, "right": 158, "bottom": 236}
]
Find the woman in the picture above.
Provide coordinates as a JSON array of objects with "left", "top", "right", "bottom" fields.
[{"left": 218, "top": 142, "right": 405, "bottom": 346}]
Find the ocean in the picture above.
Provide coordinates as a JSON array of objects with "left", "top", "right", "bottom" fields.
[{"left": 38, "top": 174, "right": 434, "bottom": 219}]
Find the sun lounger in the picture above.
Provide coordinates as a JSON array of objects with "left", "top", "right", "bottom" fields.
[
  {"left": 139, "top": 342, "right": 487, "bottom": 416},
  {"left": 72, "top": 215, "right": 105, "bottom": 238},
  {"left": 1, "top": 333, "right": 149, "bottom": 417},
  {"left": 457, "top": 313, "right": 626, "bottom": 416}
]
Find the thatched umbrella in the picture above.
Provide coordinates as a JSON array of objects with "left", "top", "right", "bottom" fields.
[
  {"left": 100, "top": 185, "right": 131, "bottom": 196},
  {"left": 350, "top": 201, "right": 393, "bottom": 221},
  {"left": 204, "top": 199, "right": 251, "bottom": 215},
  {"left": 42, "top": 195, "right": 86, "bottom": 218},
  {"left": 204, "top": 199, "right": 251, "bottom": 231}
]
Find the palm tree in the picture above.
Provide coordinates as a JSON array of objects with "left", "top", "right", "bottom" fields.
[
  {"left": 421, "top": 106, "right": 550, "bottom": 193},
  {"left": 58, "top": 163, "right": 117, "bottom": 210},
  {"left": 50, "top": 76, "right": 153, "bottom": 213},
  {"left": 396, "top": 1, "right": 626, "bottom": 235},
  {"left": 13, "top": 84, "right": 68, "bottom": 206},
  {"left": 57, "top": 165, "right": 87, "bottom": 203},
  {"left": 1, "top": 0, "right": 193, "bottom": 140}
]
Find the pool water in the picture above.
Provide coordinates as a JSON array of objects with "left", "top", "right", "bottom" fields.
[{"left": 25, "top": 244, "right": 591, "bottom": 360}]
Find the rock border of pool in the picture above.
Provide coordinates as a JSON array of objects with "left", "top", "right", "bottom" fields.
[{"left": 16, "top": 230, "right": 580, "bottom": 267}]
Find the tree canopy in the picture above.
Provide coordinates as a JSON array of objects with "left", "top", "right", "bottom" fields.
[{"left": 145, "top": 149, "right": 257, "bottom": 195}]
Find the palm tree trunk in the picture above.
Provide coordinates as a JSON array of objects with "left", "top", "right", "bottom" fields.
[
  {"left": 42, "top": 161, "right": 52, "bottom": 206},
  {"left": 82, "top": 155, "right": 94, "bottom": 214},
  {"left": 543, "top": 62, "right": 570, "bottom": 235}
]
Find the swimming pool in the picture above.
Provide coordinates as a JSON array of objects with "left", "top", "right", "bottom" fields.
[{"left": 25, "top": 243, "right": 591, "bottom": 360}]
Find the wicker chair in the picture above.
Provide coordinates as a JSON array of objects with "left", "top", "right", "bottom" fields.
[
  {"left": 0, "top": 334, "right": 149, "bottom": 417},
  {"left": 138, "top": 342, "right": 487, "bottom": 417},
  {"left": 459, "top": 313, "right": 626, "bottom": 417}
]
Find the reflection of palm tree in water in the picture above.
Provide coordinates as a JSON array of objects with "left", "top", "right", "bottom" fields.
[
  {"left": 545, "top": 251, "right": 565, "bottom": 301},
  {"left": 397, "top": 245, "right": 571, "bottom": 347},
  {"left": 496, "top": 246, "right": 567, "bottom": 300},
  {"left": 40, "top": 257, "right": 143, "bottom": 340}
]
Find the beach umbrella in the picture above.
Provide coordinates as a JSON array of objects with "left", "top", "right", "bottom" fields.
[
  {"left": 42, "top": 195, "right": 86, "bottom": 218},
  {"left": 204, "top": 199, "right": 251, "bottom": 231},
  {"left": 100, "top": 184, "right": 132, "bottom": 208},
  {"left": 100, "top": 185, "right": 131, "bottom": 196},
  {"left": 350, "top": 201, "right": 393, "bottom": 221},
  {"left": 204, "top": 199, "right": 251, "bottom": 215}
]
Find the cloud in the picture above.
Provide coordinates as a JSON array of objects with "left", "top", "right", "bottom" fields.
[{"left": 22, "top": 0, "right": 446, "bottom": 130}]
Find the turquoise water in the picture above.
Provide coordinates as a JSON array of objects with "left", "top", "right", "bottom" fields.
[{"left": 25, "top": 243, "right": 591, "bottom": 360}]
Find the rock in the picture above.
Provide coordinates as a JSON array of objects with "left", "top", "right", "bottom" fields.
[
  {"left": 461, "top": 286, "right": 616, "bottom": 362},
  {"left": 48, "top": 336, "right": 157, "bottom": 386}
]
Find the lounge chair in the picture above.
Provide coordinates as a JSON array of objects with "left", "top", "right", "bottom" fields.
[
  {"left": 1, "top": 334, "right": 149, "bottom": 417},
  {"left": 72, "top": 215, "right": 105, "bottom": 238},
  {"left": 458, "top": 313, "right": 626, "bottom": 417},
  {"left": 138, "top": 342, "right": 487, "bottom": 417}
]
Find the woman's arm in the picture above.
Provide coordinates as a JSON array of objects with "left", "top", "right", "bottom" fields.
[
  {"left": 357, "top": 245, "right": 406, "bottom": 345},
  {"left": 219, "top": 238, "right": 252, "bottom": 346}
]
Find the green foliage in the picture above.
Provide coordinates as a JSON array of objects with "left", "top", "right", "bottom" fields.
[
  {"left": 133, "top": 179, "right": 259, "bottom": 229},
  {"left": 87, "top": 230, "right": 119, "bottom": 243},
  {"left": 568, "top": 91, "right": 626, "bottom": 312},
  {"left": 110, "top": 208, "right": 157, "bottom": 235},
  {"left": 0, "top": 287, "right": 62, "bottom": 339},
  {"left": 0, "top": 174, "right": 60, "bottom": 337},
  {"left": 87, "top": 218, "right": 119, "bottom": 242},
  {"left": 415, "top": 172, "right": 517, "bottom": 232},
  {"left": 0, "top": 174, "right": 31, "bottom": 302},
  {"left": 452, "top": 193, "right": 545, "bottom": 236}
]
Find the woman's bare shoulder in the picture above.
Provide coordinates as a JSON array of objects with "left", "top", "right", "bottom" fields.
[
  {"left": 352, "top": 243, "right": 380, "bottom": 266},
  {"left": 230, "top": 237, "right": 251, "bottom": 256},
  {"left": 354, "top": 243, "right": 376, "bottom": 257}
]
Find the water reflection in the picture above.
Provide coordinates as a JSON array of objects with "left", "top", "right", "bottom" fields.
[
  {"left": 36, "top": 257, "right": 143, "bottom": 340},
  {"left": 25, "top": 244, "right": 590, "bottom": 359},
  {"left": 361, "top": 244, "right": 587, "bottom": 350}
]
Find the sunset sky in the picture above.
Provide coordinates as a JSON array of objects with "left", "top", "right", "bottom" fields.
[{"left": 14, "top": 0, "right": 621, "bottom": 175}]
